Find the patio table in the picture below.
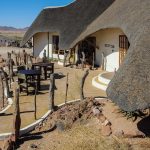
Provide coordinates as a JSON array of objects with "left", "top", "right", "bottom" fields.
[
  {"left": 32, "top": 62, "right": 54, "bottom": 80},
  {"left": 18, "top": 69, "right": 41, "bottom": 91}
]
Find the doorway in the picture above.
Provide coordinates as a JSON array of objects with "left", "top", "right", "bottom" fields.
[
  {"left": 119, "top": 35, "right": 130, "bottom": 65},
  {"left": 78, "top": 37, "right": 96, "bottom": 65}
]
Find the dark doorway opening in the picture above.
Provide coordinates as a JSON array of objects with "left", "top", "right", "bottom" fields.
[{"left": 78, "top": 37, "right": 96, "bottom": 66}]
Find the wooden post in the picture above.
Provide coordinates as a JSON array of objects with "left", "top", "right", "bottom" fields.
[
  {"left": 49, "top": 74, "right": 55, "bottom": 111},
  {"left": 57, "top": 49, "right": 60, "bottom": 61},
  {"left": 7, "top": 52, "right": 11, "bottom": 75},
  {"left": 48, "top": 32, "right": 50, "bottom": 58},
  {"left": 26, "top": 54, "right": 28, "bottom": 69},
  {"left": 63, "top": 50, "right": 68, "bottom": 67},
  {"left": 68, "top": 50, "right": 72, "bottom": 65},
  {"left": 18, "top": 51, "right": 21, "bottom": 65},
  {"left": 15, "top": 53, "right": 19, "bottom": 66},
  {"left": 10, "top": 58, "right": 14, "bottom": 82},
  {"left": 73, "top": 48, "right": 76, "bottom": 64},
  {"left": 81, "top": 51, "right": 85, "bottom": 71},
  {"left": 43, "top": 49, "right": 47, "bottom": 63},
  {"left": 65, "top": 73, "right": 69, "bottom": 104},
  {"left": 0, "top": 73, "right": 4, "bottom": 108},
  {"left": 34, "top": 82, "right": 37, "bottom": 120},
  {"left": 13, "top": 85, "right": 21, "bottom": 142},
  {"left": 92, "top": 52, "right": 95, "bottom": 70},
  {"left": 1, "top": 67, "right": 10, "bottom": 98},
  {"left": 80, "top": 69, "right": 89, "bottom": 100}
]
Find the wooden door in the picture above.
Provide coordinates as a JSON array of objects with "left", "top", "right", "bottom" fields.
[{"left": 119, "top": 35, "right": 129, "bottom": 65}]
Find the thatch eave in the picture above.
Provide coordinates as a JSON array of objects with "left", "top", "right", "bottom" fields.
[
  {"left": 21, "top": 0, "right": 115, "bottom": 48},
  {"left": 69, "top": 0, "right": 150, "bottom": 112}
]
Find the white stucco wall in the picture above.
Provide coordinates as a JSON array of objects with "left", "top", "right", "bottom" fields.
[
  {"left": 92, "top": 28, "right": 124, "bottom": 72},
  {"left": 34, "top": 32, "right": 49, "bottom": 58},
  {"left": 33, "top": 32, "right": 64, "bottom": 59}
]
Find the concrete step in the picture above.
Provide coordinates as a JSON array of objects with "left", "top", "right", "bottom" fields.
[
  {"left": 92, "top": 76, "right": 108, "bottom": 91},
  {"left": 98, "top": 72, "right": 114, "bottom": 85}
]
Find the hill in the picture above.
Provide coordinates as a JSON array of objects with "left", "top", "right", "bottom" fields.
[
  {"left": 0, "top": 26, "right": 29, "bottom": 47},
  {"left": 0, "top": 26, "right": 28, "bottom": 32}
]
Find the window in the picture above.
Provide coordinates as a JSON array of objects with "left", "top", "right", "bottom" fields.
[{"left": 52, "top": 35, "right": 59, "bottom": 54}]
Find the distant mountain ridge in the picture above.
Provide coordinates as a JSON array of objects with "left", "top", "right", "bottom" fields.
[{"left": 0, "top": 26, "right": 28, "bottom": 32}]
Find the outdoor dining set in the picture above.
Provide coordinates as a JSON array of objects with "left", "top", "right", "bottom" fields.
[
  {"left": 17, "top": 62, "right": 54, "bottom": 95},
  {"left": 0, "top": 51, "right": 55, "bottom": 96}
]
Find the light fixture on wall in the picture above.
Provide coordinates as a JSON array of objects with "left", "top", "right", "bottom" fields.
[{"left": 105, "top": 44, "right": 115, "bottom": 48}]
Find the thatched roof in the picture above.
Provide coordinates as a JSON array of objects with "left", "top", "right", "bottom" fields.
[
  {"left": 71, "top": 0, "right": 150, "bottom": 112},
  {"left": 22, "top": 0, "right": 150, "bottom": 111},
  {"left": 21, "top": 0, "right": 114, "bottom": 47}
]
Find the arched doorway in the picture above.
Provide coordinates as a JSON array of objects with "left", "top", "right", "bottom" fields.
[
  {"left": 91, "top": 28, "right": 130, "bottom": 72},
  {"left": 78, "top": 37, "right": 96, "bottom": 66}
]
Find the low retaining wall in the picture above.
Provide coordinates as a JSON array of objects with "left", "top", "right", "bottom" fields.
[
  {"left": 0, "top": 88, "right": 13, "bottom": 115},
  {"left": 0, "top": 98, "right": 13, "bottom": 115}
]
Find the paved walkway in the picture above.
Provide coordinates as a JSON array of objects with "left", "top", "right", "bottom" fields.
[{"left": 0, "top": 64, "right": 106, "bottom": 133}]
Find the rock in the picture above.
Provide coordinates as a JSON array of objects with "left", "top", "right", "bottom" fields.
[
  {"left": 87, "top": 101, "right": 94, "bottom": 108},
  {"left": 42, "top": 122, "right": 46, "bottom": 127},
  {"left": 135, "top": 131, "right": 145, "bottom": 138},
  {"left": 101, "top": 125, "right": 112, "bottom": 136},
  {"left": 29, "top": 143, "right": 38, "bottom": 149},
  {"left": 97, "top": 114, "right": 106, "bottom": 123},
  {"left": 113, "top": 130, "right": 124, "bottom": 137},
  {"left": 124, "top": 130, "right": 145, "bottom": 138},
  {"left": 56, "top": 121, "right": 65, "bottom": 131},
  {"left": 94, "top": 100, "right": 101, "bottom": 106},
  {"left": 92, "top": 107, "right": 100, "bottom": 116},
  {"left": 102, "top": 119, "right": 111, "bottom": 126}
]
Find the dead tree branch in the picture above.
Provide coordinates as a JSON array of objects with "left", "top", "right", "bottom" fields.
[{"left": 80, "top": 69, "right": 89, "bottom": 100}]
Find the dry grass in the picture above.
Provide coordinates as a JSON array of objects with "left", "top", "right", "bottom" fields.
[
  {"left": 35, "top": 124, "right": 131, "bottom": 150},
  {"left": 0, "top": 31, "right": 25, "bottom": 39}
]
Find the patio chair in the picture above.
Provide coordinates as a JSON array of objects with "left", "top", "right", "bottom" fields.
[{"left": 18, "top": 73, "right": 35, "bottom": 95}]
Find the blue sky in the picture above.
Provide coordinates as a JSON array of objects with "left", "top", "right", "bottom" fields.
[{"left": 0, "top": 0, "right": 75, "bottom": 28}]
